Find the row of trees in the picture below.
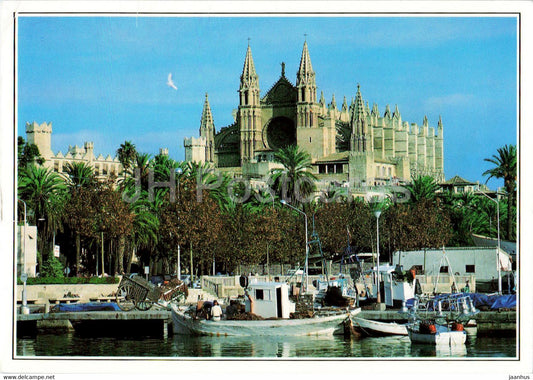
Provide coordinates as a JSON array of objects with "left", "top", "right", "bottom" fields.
[{"left": 17, "top": 137, "right": 517, "bottom": 278}]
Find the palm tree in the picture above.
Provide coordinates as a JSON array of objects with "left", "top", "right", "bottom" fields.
[
  {"left": 127, "top": 195, "right": 159, "bottom": 273},
  {"left": 63, "top": 162, "right": 96, "bottom": 190},
  {"left": 116, "top": 140, "right": 137, "bottom": 174},
  {"left": 271, "top": 145, "right": 317, "bottom": 206},
  {"left": 184, "top": 161, "right": 232, "bottom": 209},
  {"left": 63, "top": 162, "right": 96, "bottom": 275},
  {"left": 483, "top": 144, "right": 517, "bottom": 240},
  {"left": 405, "top": 175, "right": 440, "bottom": 203},
  {"left": 18, "top": 165, "right": 67, "bottom": 268}
]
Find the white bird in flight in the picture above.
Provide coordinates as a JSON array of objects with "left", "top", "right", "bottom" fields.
[{"left": 167, "top": 73, "right": 177, "bottom": 90}]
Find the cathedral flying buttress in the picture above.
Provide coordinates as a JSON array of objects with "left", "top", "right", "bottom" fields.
[{"left": 184, "top": 41, "right": 444, "bottom": 187}]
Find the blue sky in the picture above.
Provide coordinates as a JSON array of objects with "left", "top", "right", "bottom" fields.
[{"left": 17, "top": 16, "right": 517, "bottom": 189}]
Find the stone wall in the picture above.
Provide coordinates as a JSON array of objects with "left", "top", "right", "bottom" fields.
[{"left": 16, "top": 284, "right": 119, "bottom": 304}]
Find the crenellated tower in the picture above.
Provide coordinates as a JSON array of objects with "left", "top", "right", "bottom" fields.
[
  {"left": 25, "top": 121, "right": 53, "bottom": 159},
  {"left": 238, "top": 44, "right": 262, "bottom": 163}
]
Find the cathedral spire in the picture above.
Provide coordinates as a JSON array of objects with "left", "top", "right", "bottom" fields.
[
  {"left": 354, "top": 84, "right": 364, "bottom": 120},
  {"left": 239, "top": 44, "right": 260, "bottom": 107},
  {"left": 199, "top": 93, "right": 215, "bottom": 163},
  {"left": 351, "top": 84, "right": 368, "bottom": 152},
  {"left": 296, "top": 40, "right": 317, "bottom": 104},
  {"left": 297, "top": 41, "right": 314, "bottom": 79},
  {"left": 200, "top": 93, "right": 215, "bottom": 134},
  {"left": 240, "top": 44, "right": 259, "bottom": 90}
]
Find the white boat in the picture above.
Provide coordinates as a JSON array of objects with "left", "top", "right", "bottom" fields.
[
  {"left": 407, "top": 323, "right": 467, "bottom": 345},
  {"left": 171, "top": 280, "right": 360, "bottom": 336},
  {"left": 171, "top": 305, "right": 360, "bottom": 336},
  {"left": 351, "top": 317, "right": 408, "bottom": 336}
]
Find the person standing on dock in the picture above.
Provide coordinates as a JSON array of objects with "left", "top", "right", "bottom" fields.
[{"left": 211, "top": 300, "right": 223, "bottom": 321}]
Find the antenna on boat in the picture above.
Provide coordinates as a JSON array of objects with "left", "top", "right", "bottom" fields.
[
  {"left": 433, "top": 247, "right": 457, "bottom": 294},
  {"left": 308, "top": 214, "right": 329, "bottom": 284}
]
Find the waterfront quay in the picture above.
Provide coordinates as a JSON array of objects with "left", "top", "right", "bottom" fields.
[
  {"left": 17, "top": 310, "right": 173, "bottom": 338},
  {"left": 16, "top": 309, "right": 516, "bottom": 338}
]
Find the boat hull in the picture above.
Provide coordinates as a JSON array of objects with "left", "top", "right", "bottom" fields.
[
  {"left": 351, "top": 317, "right": 408, "bottom": 336},
  {"left": 171, "top": 305, "right": 360, "bottom": 336},
  {"left": 408, "top": 327, "right": 467, "bottom": 345}
]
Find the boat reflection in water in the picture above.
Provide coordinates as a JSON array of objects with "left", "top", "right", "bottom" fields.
[
  {"left": 17, "top": 331, "right": 515, "bottom": 358},
  {"left": 410, "top": 342, "right": 468, "bottom": 358}
]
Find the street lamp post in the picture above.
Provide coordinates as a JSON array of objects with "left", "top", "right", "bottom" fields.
[
  {"left": 478, "top": 190, "right": 502, "bottom": 294},
  {"left": 374, "top": 210, "right": 382, "bottom": 304},
  {"left": 18, "top": 199, "right": 29, "bottom": 315},
  {"left": 176, "top": 167, "right": 183, "bottom": 281},
  {"left": 281, "top": 200, "right": 309, "bottom": 293}
]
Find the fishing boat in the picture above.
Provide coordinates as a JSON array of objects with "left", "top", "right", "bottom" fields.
[
  {"left": 171, "top": 280, "right": 360, "bottom": 336},
  {"left": 405, "top": 293, "right": 477, "bottom": 345},
  {"left": 351, "top": 317, "right": 408, "bottom": 336},
  {"left": 407, "top": 320, "right": 467, "bottom": 345}
]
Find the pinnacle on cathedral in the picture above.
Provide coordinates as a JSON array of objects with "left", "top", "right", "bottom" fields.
[
  {"left": 296, "top": 41, "right": 316, "bottom": 92},
  {"left": 350, "top": 84, "right": 368, "bottom": 152},
  {"left": 328, "top": 93, "right": 337, "bottom": 110},
  {"left": 200, "top": 93, "right": 215, "bottom": 133},
  {"left": 353, "top": 84, "right": 365, "bottom": 121},
  {"left": 240, "top": 44, "right": 259, "bottom": 89},
  {"left": 393, "top": 104, "right": 401, "bottom": 119},
  {"left": 342, "top": 96, "right": 348, "bottom": 112},
  {"left": 297, "top": 41, "right": 314, "bottom": 80}
]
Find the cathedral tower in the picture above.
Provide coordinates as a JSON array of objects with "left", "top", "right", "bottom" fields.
[
  {"left": 296, "top": 41, "right": 317, "bottom": 128},
  {"left": 350, "top": 85, "right": 369, "bottom": 152},
  {"left": 238, "top": 44, "right": 262, "bottom": 163}
]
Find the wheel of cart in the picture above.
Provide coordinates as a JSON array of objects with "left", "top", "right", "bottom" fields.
[
  {"left": 116, "top": 275, "right": 157, "bottom": 311},
  {"left": 116, "top": 274, "right": 188, "bottom": 311},
  {"left": 115, "top": 276, "right": 141, "bottom": 311}
]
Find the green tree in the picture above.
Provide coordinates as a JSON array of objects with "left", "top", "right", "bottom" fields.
[
  {"left": 271, "top": 145, "right": 317, "bottom": 205},
  {"left": 17, "top": 136, "right": 44, "bottom": 169},
  {"left": 116, "top": 140, "right": 137, "bottom": 174},
  {"left": 18, "top": 165, "right": 67, "bottom": 268},
  {"left": 385, "top": 200, "right": 453, "bottom": 252},
  {"left": 405, "top": 175, "right": 440, "bottom": 203},
  {"left": 64, "top": 162, "right": 96, "bottom": 189},
  {"left": 92, "top": 183, "right": 135, "bottom": 275},
  {"left": 63, "top": 162, "right": 96, "bottom": 275},
  {"left": 483, "top": 144, "right": 517, "bottom": 240}
]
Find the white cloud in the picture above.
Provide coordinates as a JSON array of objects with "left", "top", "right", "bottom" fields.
[{"left": 424, "top": 93, "right": 475, "bottom": 109}]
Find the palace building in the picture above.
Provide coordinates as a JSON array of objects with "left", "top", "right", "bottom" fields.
[
  {"left": 184, "top": 42, "right": 445, "bottom": 188},
  {"left": 25, "top": 121, "right": 122, "bottom": 179}
]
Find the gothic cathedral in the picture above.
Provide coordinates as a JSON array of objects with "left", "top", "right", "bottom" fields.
[{"left": 184, "top": 41, "right": 444, "bottom": 187}]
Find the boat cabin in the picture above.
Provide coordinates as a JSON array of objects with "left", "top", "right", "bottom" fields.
[
  {"left": 370, "top": 264, "right": 417, "bottom": 307},
  {"left": 245, "top": 281, "right": 296, "bottom": 319}
]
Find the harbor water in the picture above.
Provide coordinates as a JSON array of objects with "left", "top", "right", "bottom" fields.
[{"left": 17, "top": 332, "right": 516, "bottom": 358}]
